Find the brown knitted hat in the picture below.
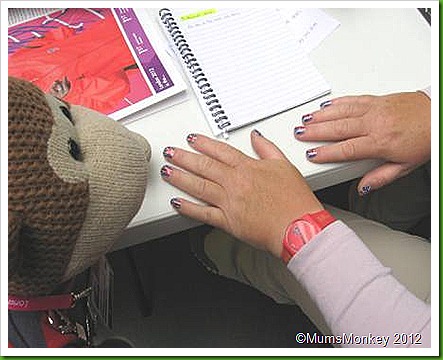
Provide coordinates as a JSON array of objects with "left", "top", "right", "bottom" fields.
[{"left": 8, "top": 77, "right": 89, "bottom": 297}]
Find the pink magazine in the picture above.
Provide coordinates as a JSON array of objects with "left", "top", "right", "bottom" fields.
[{"left": 8, "top": 8, "right": 186, "bottom": 121}]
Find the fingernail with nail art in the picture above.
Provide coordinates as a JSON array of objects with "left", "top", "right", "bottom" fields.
[
  {"left": 252, "top": 129, "right": 262, "bottom": 137},
  {"left": 161, "top": 165, "right": 173, "bottom": 178},
  {"left": 170, "top": 197, "right": 182, "bottom": 209},
  {"left": 359, "top": 185, "right": 372, "bottom": 196},
  {"left": 187, "top": 133, "right": 198, "bottom": 144},
  {"left": 320, "top": 100, "right": 332, "bottom": 108},
  {"left": 294, "top": 126, "right": 306, "bottom": 136},
  {"left": 163, "top": 146, "right": 175, "bottom": 159},
  {"left": 306, "top": 149, "right": 317, "bottom": 159},
  {"left": 302, "top": 114, "right": 313, "bottom": 123}
]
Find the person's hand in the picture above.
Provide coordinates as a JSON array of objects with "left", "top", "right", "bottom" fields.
[
  {"left": 161, "top": 131, "right": 323, "bottom": 258},
  {"left": 294, "top": 92, "right": 431, "bottom": 194}
]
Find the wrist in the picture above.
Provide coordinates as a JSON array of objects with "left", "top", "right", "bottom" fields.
[{"left": 280, "top": 209, "right": 336, "bottom": 264}]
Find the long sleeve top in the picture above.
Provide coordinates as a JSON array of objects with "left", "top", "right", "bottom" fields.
[{"left": 287, "top": 221, "right": 431, "bottom": 348}]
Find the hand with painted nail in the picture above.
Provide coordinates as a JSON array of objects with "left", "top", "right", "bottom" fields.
[
  {"left": 295, "top": 92, "right": 431, "bottom": 194},
  {"left": 161, "top": 132, "right": 324, "bottom": 258}
]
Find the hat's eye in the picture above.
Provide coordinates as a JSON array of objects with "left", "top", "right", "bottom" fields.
[
  {"left": 60, "top": 106, "right": 74, "bottom": 124},
  {"left": 68, "top": 138, "right": 82, "bottom": 161}
]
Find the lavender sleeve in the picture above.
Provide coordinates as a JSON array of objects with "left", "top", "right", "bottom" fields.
[{"left": 287, "top": 221, "right": 431, "bottom": 348}]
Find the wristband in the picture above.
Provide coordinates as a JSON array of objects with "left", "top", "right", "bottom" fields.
[{"left": 281, "top": 210, "right": 336, "bottom": 264}]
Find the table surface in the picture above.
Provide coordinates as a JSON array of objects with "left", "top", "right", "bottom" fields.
[{"left": 114, "top": 7, "right": 430, "bottom": 250}]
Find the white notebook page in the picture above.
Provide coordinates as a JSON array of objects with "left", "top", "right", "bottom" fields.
[{"left": 171, "top": 8, "right": 331, "bottom": 136}]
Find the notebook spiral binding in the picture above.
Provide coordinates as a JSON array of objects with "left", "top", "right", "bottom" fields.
[{"left": 159, "top": 9, "right": 231, "bottom": 131}]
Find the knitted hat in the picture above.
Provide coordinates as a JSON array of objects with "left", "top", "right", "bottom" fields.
[
  {"left": 8, "top": 77, "right": 150, "bottom": 297},
  {"left": 8, "top": 77, "right": 89, "bottom": 297}
]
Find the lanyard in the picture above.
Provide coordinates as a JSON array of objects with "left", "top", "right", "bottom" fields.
[{"left": 8, "top": 287, "right": 91, "bottom": 312}]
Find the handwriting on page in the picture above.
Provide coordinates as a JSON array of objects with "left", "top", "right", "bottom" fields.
[
  {"left": 170, "top": 8, "right": 331, "bottom": 136},
  {"left": 178, "top": 9, "right": 242, "bottom": 30},
  {"left": 180, "top": 9, "right": 217, "bottom": 21},
  {"left": 277, "top": 8, "right": 340, "bottom": 54}
]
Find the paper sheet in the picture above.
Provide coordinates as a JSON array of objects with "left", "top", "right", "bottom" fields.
[{"left": 277, "top": 8, "right": 340, "bottom": 54}]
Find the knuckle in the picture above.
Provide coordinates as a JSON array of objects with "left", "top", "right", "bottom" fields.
[
  {"left": 339, "top": 96, "right": 374, "bottom": 117},
  {"left": 198, "top": 156, "right": 216, "bottom": 174},
  {"left": 346, "top": 102, "right": 354, "bottom": 115},
  {"left": 201, "top": 208, "right": 221, "bottom": 228},
  {"left": 201, "top": 207, "right": 214, "bottom": 224},
  {"left": 332, "top": 120, "right": 350, "bottom": 138},
  {"left": 342, "top": 103, "right": 356, "bottom": 117},
  {"left": 195, "top": 179, "right": 209, "bottom": 198},
  {"left": 340, "top": 141, "right": 357, "bottom": 159}
]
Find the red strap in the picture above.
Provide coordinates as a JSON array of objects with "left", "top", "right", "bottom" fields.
[
  {"left": 8, "top": 294, "right": 74, "bottom": 312},
  {"left": 302, "top": 209, "right": 336, "bottom": 229}
]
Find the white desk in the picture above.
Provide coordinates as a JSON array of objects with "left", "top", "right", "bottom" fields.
[{"left": 114, "top": 7, "right": 430, "bottom": 250}]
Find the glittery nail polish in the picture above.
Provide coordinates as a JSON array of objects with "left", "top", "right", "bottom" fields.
[
  {"left": 161, "top": 165, "right": 173, "bottom": 178},
  {"left": 294, "top": 126, "right": 306, "bottom": 136},
  {"left": 163, "top": 146, "right": 175, "bottom": 159},
  {"left": 302, "top": 114, "right": 313, "bottom": 123},
  {"left": 187, "top": 133, "right": 198, "bottom": 144},
  {"left": 170, "top": 197, "right": 181, "bottom": 209},
  {"left": 306, "top": 149, "right": 317, "bottom": 159},
  {"left": 320, "top": 100, "right": 332, "bottom": 109},
  {"left": 359, "top": 185, "right": 372, "bottom": 196}
]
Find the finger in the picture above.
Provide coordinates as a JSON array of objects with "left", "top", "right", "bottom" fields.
[
  {"left": 295, "top": 118, "right": 367, "bottom": 142},
  {"left": 186, "top": 133, "right": 251, "bottom": 168},
  {"left": 163, "top": 146, "right": 229, "bottom": 183},
  {"left": 302, "top": 95, "right": 373, "bottom": 124},
  {"left": 169, "top": 197, "right": 226, "bottom": 229},
  {"left": 161, "top": 164, "right": 224, "bottom": 205},
  {"left": 357, "top": 162, "right": 412, "bottom": 195},
  {"left": 250, "top": 129, "right": 287, "bottom": 160},
  {"left": 306, "top": 137, "right": 378, "bottom": 163}
]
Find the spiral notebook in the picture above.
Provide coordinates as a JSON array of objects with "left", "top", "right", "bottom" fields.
[{"left": 159, "top": 8, "right": 331, "bottom": 137}]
